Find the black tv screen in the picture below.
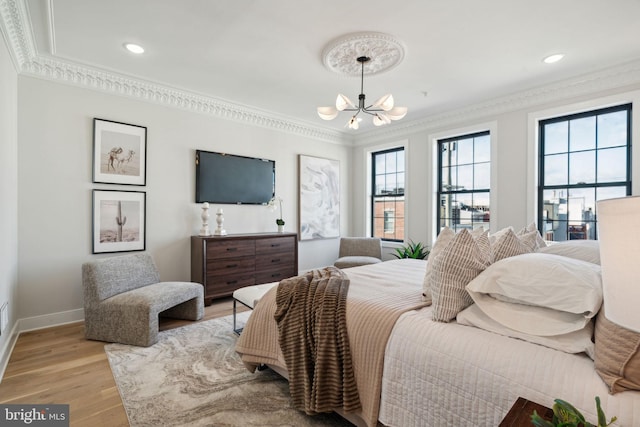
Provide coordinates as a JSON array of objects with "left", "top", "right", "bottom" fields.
[{"left": 195, "top": 150, "right": 275, "bottom": 204}]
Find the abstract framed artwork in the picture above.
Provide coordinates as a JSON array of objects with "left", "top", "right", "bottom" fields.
[
  {"left": 93, "top": 118, "right": 147, "bottom": 186},
  {"left": 298, "top": 155, "right": 340, "bottom": 240},
  {"left": 92, "top": 190, "right": 146, "bottom": 254}
]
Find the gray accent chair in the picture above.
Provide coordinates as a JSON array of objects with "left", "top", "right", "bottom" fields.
[
  {"left": 334, "top": 237, "right": 383, "bottom": 269},
  {"left": 82, "top": 253, "right": 204, "bottom": 347}
]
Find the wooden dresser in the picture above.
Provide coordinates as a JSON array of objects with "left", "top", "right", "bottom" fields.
[{"left": 191, "top": 232, "right": 298, "bottom": 304}]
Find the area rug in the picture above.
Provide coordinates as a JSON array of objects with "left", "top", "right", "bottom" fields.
[{"left": 105, "top": 313, "right": 352, "bottom": 427}]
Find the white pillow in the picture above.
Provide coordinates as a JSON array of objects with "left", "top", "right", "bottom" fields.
[
  {"left": 456, "top": 303, "right": 595, "bottom": 359},
  {"left": 538, "top": 240, "right": 600, "bottom": 264},
  {"left": 466, "top": 253, "right": 603, "bottom": 336}
]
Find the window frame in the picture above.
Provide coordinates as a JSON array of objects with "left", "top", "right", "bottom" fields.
[
  {"left": 436, "top": 130, "right": 491, "bottom": 233},
  {"left": 537, "top": 103, "right": 632, "bottom": 241},
  {"left": 371, "top": 146, "right": 405, "bottom": 242}
]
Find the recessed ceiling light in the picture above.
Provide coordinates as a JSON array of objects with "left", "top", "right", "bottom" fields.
[
  {"left": 124, "top": 43, "right": 144, "bottom": 54},
  {"left": 543, "top": 53, "right": 564, "bottom": 64}
]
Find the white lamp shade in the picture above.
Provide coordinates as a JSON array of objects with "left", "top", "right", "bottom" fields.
[
  {"left": 347, "top": 116, "right": 359, "bottom": 129},
  {"left": 372, "top": 94, "right": 394, "bottom": 111},
  {"left": 336, "top": 94, "right": 355, "bottom": 111},
  {"left": 373, "top": 113, "right": 391, "bottom": 126},
  {"left": 317, "top": 106, "right": 338, "bottom": 120},
  {"left": 387, "top": 106, "right": 408, "bottom": 120},
  {"left": 597, "top": 195, "right": 640, "bottom": 332}
]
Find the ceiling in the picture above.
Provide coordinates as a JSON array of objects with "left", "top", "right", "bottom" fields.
[{"left": 14, "top": 0, "right": 640, "bottom": 133}]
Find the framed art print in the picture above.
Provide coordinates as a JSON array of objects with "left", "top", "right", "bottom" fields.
[
  {"left": 93, "top": 118, "right": 147, "bottom": 185},
  {"left": 92, "top": 190, "right": 146, "bottom": 253},
  {"left": 298, "top": 155, "right": 340, "bottom": 240}
]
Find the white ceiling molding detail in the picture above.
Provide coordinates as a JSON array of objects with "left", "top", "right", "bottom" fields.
[
  {"left": 355, "top": 58, "right": 640, "bottom": 146},
  {"left": 0, "top": 0, "right": 35, "bottom": 69},
  {"left": 2, "top": 0, "right": 640, "bottom": 147},
  {"left": 322, "top": 32, "right": 406, "bottom": 76},
  {"left": 0, "top": 0, "right": 350, "bottom": 145}
]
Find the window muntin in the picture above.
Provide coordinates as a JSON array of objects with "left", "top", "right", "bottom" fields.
[
  {"left": 538, "top": 104, "right": 631, "bottom": 241},
  {"left": 437, "top": 131, "right": 490, "bottom": 233},
  {"left": 372, "top": 147, "right": 404, "bottom": 241}
]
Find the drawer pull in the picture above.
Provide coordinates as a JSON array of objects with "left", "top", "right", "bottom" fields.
[
  {"left": 227, "top": 280, "right": 238, "bottom": 285},
  {"left": 226, "top": 247, "right": 238, "bottom": 252},
  {"left": 226, "top": 264, "right": 238, "bottom": 268},
  {"left": 272, "top": 258, "right": 281, "bottom": 263},
  {"left": 271, "top": 244, "right": 280, "bottom": 247},
  {"left": 271, "top": 273, "right": 281, "bottom": 278}
]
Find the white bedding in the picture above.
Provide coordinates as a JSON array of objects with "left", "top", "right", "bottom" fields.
[{"left": 379, "top": 306, "right": 640, "bottom": 426}]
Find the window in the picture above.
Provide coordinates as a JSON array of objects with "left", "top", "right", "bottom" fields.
[
  {"left": 538, "top": 104, "right": 631, "bottom": 241},
  {"left": 372, "top": 147, "right": 404, "bottom": 241},
  {"left": 437, "top": 131, "right": 490, "bottom": 233}
]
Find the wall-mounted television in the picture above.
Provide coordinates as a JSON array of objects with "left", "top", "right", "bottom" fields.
[{"left": 195, "top": 150, "right": 275, "bottom": 205}]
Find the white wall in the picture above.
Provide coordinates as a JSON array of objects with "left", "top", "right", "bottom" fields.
[
  {"left": 16, "top": 76, "right": 351, "bottom": 327},
  {"left": 352, "top": 84, "right": 640, "bottom": 252},
  {"left": 0, "top": 33, "right": 18, "bottom": 373}
]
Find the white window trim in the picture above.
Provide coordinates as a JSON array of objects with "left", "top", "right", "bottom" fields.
[
  {"left": 428, "top": 121, "right": 498, "bottom": 244},
  {"left": 365, "top": 140, "right": 408, "bottom": 246},
  {"left": 527, "top": 91, "right": 640, "bottom": 225}
]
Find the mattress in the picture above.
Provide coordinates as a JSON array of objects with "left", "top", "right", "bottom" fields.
[{"left": 379, "top": 307, "right": 640, "bottom": 426}]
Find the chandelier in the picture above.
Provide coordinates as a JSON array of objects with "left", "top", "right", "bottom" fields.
[{"left": 317, "top": 56, "right": 407, "bottom": 130}]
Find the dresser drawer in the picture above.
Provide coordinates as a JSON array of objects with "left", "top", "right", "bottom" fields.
[
  {"left": 206, "top": 274, "right": 255, "bottom": 298},
  {"left": 207, "top": 257, "right": 255, "bottom": 277},
  {"left": 256, "top": 236, "right": 295, "bottom": 254},
  {"left": 255, "top": 251, "right": 295, "bottom": 271},
  {"left": 256, "top": 267, "right": 295, "bottom": 284},
  {"left": 207, "top": 240, "right": 255, "bottom": 260}
]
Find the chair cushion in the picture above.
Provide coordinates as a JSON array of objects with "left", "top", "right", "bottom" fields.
[
  {"left": 334, "top": 256, "right": 382, "bottom": 269},
  {"left": 233, "top": 282, "right": 278, "bottom": 308}
]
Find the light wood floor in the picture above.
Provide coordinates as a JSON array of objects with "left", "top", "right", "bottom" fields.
[{"left": 0, "top": 297, "right": 248, "bottom": 426}]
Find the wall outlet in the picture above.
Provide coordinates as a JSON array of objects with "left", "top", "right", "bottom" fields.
[{"left": 0, "top": 302, "right": 7, "bottom": 335}]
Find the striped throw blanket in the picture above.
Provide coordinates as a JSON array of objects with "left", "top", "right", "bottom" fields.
[{"left": 274, "top": 266, "right": 360, "bottom": 415}]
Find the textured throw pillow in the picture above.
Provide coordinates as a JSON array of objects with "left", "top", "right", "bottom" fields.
[
  {"left": 488, "top": 226, "right": 514, "bottom": 245},
  {"left": 538, "top": 240, "right": 600, "bottom": 265},
  {"left": 431, "top": 229, "right": 491, "bottom": 322},
  {"left": 466, "top": 253, "right": 603, "bottom": 336},
  {"left": 491, "top": 228, "right": 532, "bottom": 263},
  {"left": 517, "top": 222, "right": 547, "bottom": 250},
  {"left": 422, "top": 227, "right": 455, "bottom": 303},
  {"left": 594, "top": 308, "right": 640, "bottom": 393}
]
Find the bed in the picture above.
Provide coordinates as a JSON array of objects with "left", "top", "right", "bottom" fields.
[{"left": 235, "top": 230, "right": 640, "bottom": 426}]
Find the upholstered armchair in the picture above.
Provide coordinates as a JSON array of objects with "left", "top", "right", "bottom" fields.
[
  {"left": 82, "top": 253, "right": 204, "bottom": 346},
  {"left": 334, "top": 237, "right": 383, "bottom": 269}
]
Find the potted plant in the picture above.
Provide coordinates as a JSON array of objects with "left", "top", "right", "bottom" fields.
[
  {"left": 531, "top": 396, "right": 616, "bottom": 427},
  {"left": 392, "top": 240, "right": 430, "bottom": 260}
]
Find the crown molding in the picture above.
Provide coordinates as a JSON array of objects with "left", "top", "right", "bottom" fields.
[
  {"left": 0, "top": 0, "right": 35, "bottom": 69},
  {"left": 3, "top": 0, "right": 640, "bottom": 148},
  {"left": 0, "top": 0, "right": 351, "bottom": 146},
  {"left": 355, "top": 59, "right": 640, "bottom": 145}
]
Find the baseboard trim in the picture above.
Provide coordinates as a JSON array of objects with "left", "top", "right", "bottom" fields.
[
  {"left": 0, "top": 322, "right": 20, "bottom": 383},
  {"left": 17, "top": 308, "right": 84, "bottom": 333},
  {"left": 0, "top": 308, "right": 85, "bottom": 382}
]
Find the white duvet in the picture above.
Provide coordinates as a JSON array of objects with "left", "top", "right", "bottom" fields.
[{"left": 378, "top": 307, "right": 640, "bottom": 426}]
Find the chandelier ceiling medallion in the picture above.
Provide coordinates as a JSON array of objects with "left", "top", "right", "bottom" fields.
[{"left": 318, "top": 32, "right": 408, "bottom": 130}]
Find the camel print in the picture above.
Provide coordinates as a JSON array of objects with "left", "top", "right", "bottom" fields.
[{"left": 107, "top": 147, "right": 136, "bottom": 173}]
